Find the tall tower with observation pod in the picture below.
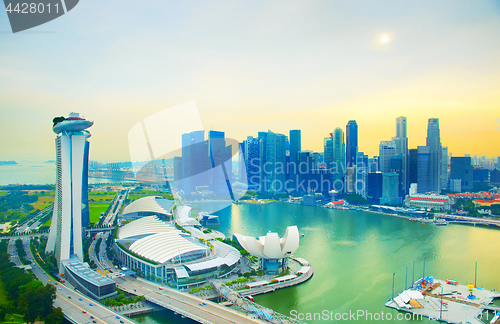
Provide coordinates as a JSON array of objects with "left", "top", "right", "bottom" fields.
[{"left": 46, "top": 112, "right": 93, "bottom": 272}]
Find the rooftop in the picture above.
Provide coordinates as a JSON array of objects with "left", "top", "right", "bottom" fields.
[
  {"left": 117, "top": 216, "right": 208, "bottom": 264},
  {"left": 63, "top": 259, "right": 115, "bottom": 287},
  {"left": 121, "top": 196, "right": 173, "bottom": 217},
  {"left": 234, "top": 226, "right": 300, "bottom": 259}
]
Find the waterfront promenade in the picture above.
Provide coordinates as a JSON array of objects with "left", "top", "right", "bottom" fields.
[{"left": 364, "top": 208, "right": 500, "bottom": 228}]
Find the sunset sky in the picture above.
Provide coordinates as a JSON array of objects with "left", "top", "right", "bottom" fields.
[{"left": 1, "top": 0, "right": 500, "bottom": 162}]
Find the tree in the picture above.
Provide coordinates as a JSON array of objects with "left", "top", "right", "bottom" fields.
[
  {"left": 18, "top": 282, "right": 56, "bottom": 323},
  {"left": 45, "top": 307, "right": 63, "bottom": 324},
  {"left": 0, "top": 307, "right": 6, "bottom": 322}
]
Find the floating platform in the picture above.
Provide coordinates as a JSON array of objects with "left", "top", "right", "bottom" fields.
[{"left": 386, "top": 278, "right": 500, "bottom": 324}]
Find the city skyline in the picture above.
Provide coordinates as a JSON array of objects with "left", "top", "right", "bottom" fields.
[{"left": 1, "top": 1, "right": 500, "bottom": 161}]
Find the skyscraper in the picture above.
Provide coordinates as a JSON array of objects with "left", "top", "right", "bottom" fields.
[
  {"left": 394, "top": 117, "right": 409, "bottom": 195},
  {"left": 346, "top": 120, "right": 358, "bottom": 168},
  {"left": 289, "top": 130, "right": 301, "bottom": 166},
  {"left": 260, "top": 130, "right": 287, "bottom": 194},
  {"left": 450, "top": 157, "right": 473, "bottom": 191},
  {"left": 244, "top": 136, "right": 260, "bottom": 186},
  {"left": 379, "top": 141, "right": 396, "bottom": 173},
  {"left": 417, "top": 146, "right": 431, "bottom": 193},
  {"left": 426, "top": 118, "right": 442, "bottom": 192},
  {"left": 356, "top": 152, "right": 369, "bottom": 198},
  {"left": 332, "top": 128, "right": 345, "bottom": 191},
  {"left": 441, "top": 146, "right": 449, "bottom": 190},
  {"left": 288, "top": 130, "right": 301, "bottom": 190},
  {"left": 408, "top": 148, "right": 418, "bottom": 185},
  {"left": 46, "top": 113, "right": 93, "bottom": 271},
  {"left": 324, "top": 135, "right": 333, "bottom": 172},
  {"left": 208, "top": 130, "right": 233, "bottom": 198},
  {"left": 181, "top": 130, "right": 208, "bottom": 197}
]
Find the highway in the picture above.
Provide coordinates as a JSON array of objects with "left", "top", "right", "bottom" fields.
[
  {"left": 93, "top": 233, "right": 264, "bottom": 323},
  {"left": 15, "top": 205, "right": 53, "bottom": 234},
  {"left": 116, "top": 277, "right": 265, "bottom": 324},
  {"left": 102, "top": 189, "right": 129, "bottom": 227},
  {"left": 8, "top": 236, "right": 138, "bottom": 324}
]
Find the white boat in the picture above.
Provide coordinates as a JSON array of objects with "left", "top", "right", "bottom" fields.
[{"left": 435, "top": 218, "right": 448, "bottom": 226}]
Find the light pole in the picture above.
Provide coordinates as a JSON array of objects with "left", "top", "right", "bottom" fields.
[
  {"left": 440, "top": 285, "right": 443, "bottom": 320},
  {"left": 475, "top": 262, "right": 477, "bottom": 288},
  {"left": 405, "top": 265, "right": 408, "bottom": 289},
  {"left": 423, "top": 257, "right": 426, "bottom": 280},
  {"left": 392, "top": 272, "right": 396, "bottom": 301},
  {"left": 412, "top": 261, "right": 415, "bottom": 288}
]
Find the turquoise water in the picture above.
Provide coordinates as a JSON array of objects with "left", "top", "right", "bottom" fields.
[{"left": 134, "top": 202, "right": 500, "bottom": 323}]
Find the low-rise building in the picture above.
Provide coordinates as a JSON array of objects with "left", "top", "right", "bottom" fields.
[
  {"left": 62, "top": 258, "right": 117, "bottom": 300},
  {"left": 404, "top": 194, "right": 454, "bottom": 211}
]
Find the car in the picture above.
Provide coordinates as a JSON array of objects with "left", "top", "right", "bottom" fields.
[
  {"left": 57, "top": 288, "right": 62, "bottom": 290},
  {"left": 89, "top": 303, "right": 93, "bottom": 306},
  {"left": 82, "top": 310, "right": 86, "bottom": 313},
  {"left": 115, "top": 316, "right": 120, "bottom": 319},
  {"left": 68, "top": 296, "right": 71, "bottom": 299},
  {"left": 79, "top": 298, "right": 83, "bottom": 301},
  {"left": 90, "top": 316, "right": 94, "bottom": 319},
  {"left": 120, "top": 321, "right": 124, "bottom": 324},
  {"left": 199, "top": 302, "right": 207, "bottom": 306},
  {"left": 159, "top": 288, "right": 162, "bottom": 290},
  {"left": 92, "top": 321, "right": 96, "bottom": 324}
]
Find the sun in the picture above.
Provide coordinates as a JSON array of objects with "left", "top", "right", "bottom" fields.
[{"left": 381, "top": 35, "right": 391, "bottom": 44}]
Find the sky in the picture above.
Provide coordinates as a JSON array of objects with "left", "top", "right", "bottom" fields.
[{"left": 1, "top": 0, "right": 500, "bottom": 162}]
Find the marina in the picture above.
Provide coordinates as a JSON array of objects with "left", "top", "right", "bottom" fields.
[{"left": 386, "top": 278, "right": 500, "bottom": 323}]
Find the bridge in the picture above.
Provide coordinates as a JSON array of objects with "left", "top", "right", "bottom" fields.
[
  {"left": 116, "top": 276, "right": 266, "bottom": 324},
  {"left": 0, "top": 232, "right": 47, "bottom": 240},
  {"left": 211, "top": 280, "right": 306, "bottom": 324},
  {"left": 86, "top": 227, "right": 115, "bottom": 234},
  {"left": 0, "top": 226, "right": 115, "bottom": 239},
  {"left": 436, "top": 213, "right": 500, "bottom": 227}
]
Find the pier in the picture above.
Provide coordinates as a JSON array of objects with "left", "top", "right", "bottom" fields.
[{"left": 386, "top": 278, "right": 500, "bottom": 324}]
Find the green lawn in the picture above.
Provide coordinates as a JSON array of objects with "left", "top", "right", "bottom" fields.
[
  {"left": 35, "top": 196, "right": 54, "bottom": 204},
  {"left": 88, "top": 195, "right": 116, "bottom": 203},
  {"left": 0, "top": 191, "right": 8, "bottom": 197},
  {"left": 1, "top": 313, "right": 25, "bottom": 323},
  {"left": 89, "top": 203, "right": 110, "bottom": 223},
  {"left": 40, "top": 201, "right": 114, "bottom": 226},
  {"left": 41, "top": 217, "right": 52, "bottom": 228},
  {"left": 32, "top": 203, "right": 51, "bottom": 210}
]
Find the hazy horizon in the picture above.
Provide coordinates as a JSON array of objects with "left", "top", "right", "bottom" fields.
[{"left": 1, "top": 1, "right": 500, "bottom": 162}]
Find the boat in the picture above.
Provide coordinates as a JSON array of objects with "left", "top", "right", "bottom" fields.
[
  {"left": 435, "top": 219, "right": 448, "bottom": 226},
  {"left": 301, "top": 234, "right": 305, "bottom": 237}
]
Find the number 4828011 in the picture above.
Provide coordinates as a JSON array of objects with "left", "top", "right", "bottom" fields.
[{"left": 5, "top": 2, "right": 59, "bottom": 14}]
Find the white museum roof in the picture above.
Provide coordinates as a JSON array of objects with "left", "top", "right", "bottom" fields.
[{"left": 234, "top": 226, "right": 300, "bottom": 259}]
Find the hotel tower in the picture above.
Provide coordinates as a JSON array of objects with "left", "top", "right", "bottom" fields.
[{"left": 46, "top": 112, "right": 93, "bottom": 271}]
